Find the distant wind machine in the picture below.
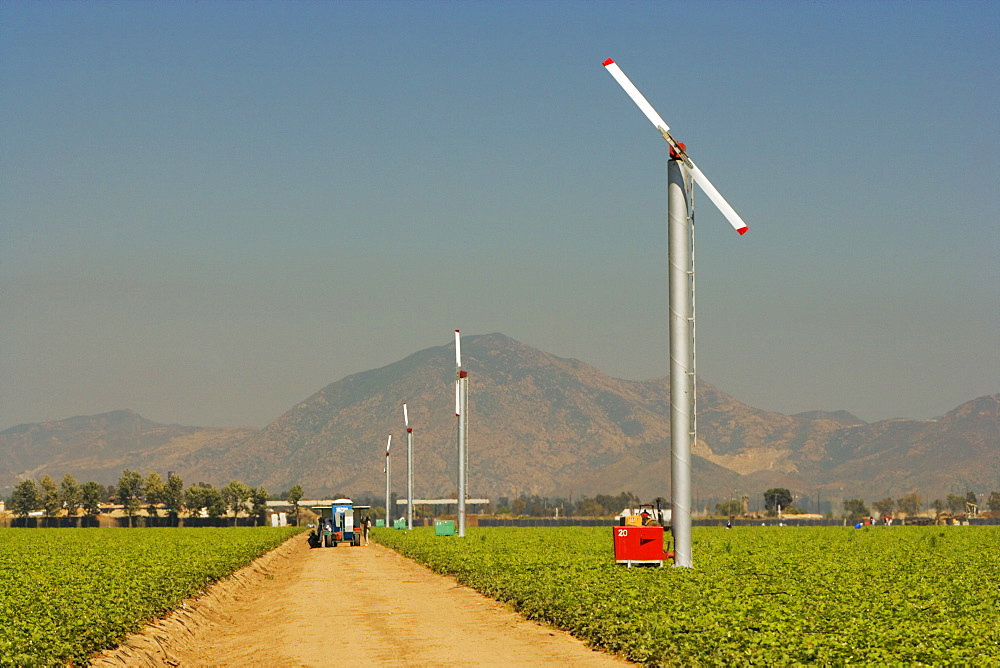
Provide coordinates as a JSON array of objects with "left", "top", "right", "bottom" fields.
[
  {"left": 604, "top": 58, "right": 749, "bottom": 568},
  {"left": 455, "top": 329, "right": 469, "bottom": 537},
  {"left": 403, "top": 402, "right": 414, "bottom": 530},
  {"left": 383, "top": 433, "right": 392, "bottom": 526}
]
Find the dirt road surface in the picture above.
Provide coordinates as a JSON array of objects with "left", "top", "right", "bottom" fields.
[{"left": 93, "top": 535, "right": 633, "bottom": 667}]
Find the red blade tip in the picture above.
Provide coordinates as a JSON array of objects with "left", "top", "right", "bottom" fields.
[
  {"left": 602, "top": 58, "right": 614, "bottom": 66},
  {"left": 737, "top": 226, "right": 749, "bottom": 235}
]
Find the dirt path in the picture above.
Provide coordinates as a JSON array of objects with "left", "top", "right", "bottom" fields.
[{"left": 92, "top": 535, "right": 633, "bottom": 667}]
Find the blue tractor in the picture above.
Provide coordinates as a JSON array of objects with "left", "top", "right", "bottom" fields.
[{"left": 311, "top": 498, "right": 370, "bottom": 547}]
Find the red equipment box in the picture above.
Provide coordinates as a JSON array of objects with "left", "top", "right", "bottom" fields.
[{"left": 614, "top": 525, "right": 665, "bottom": 567}]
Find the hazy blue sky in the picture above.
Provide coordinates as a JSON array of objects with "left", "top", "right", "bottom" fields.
[{"left": 2, "top": 1, "right": 997, "bottom": 429}]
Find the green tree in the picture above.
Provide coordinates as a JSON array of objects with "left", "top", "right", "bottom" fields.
[
  {"left": 186, "top": 483, "right": 226, "bottom": 519},
  {"left": 572, "top": 498, "right": 592, "bottom": 516},
  {"left": 892, "top": 492, "right": 919, "bottom": 517},
  {"left": 250, "top": 486, "right": 269, "bottom": 526},
  {"left": 987, "top": 491, "right": 1000, "bottom": 512},
  {"left": 593, "top": 492, "right": 641, "bottom": 516},
  {"left": 162, "top": 474, "right": 185, "bottom": 519},
  {"left": 81, "top": 481, "right": 104, "bottom": 517},
  {"left": 116, "top": 469, "right": 144, "bottom": 527},
  {"left": 40, "top": 475, "right": 60, "bottom": 518},
  {"left": 286, "top": 484, "right": 304, "bottom": 526},
  {"left": 931, "top": 498, "right": 945, "bottom": 517},
  {"left": 946, "top": 494, "right": 966, "bottom": 514},
  {"left": 221, "top": 480, "right": 252, "bottom": 525},
  {"left": 763, "top": 488, "right": 793, "bottom": 514},
  {"left": 144, "top": 472, "right": 165, "bottom": 518},
  {"left": 872, "top": 497, "right": 895, "bottom": 518},
  {"left": 185, "top": 484, "right": 207, "bottom": 517},
  {"left": 60, "top": 474, "right": 83, "bottom": 516},
  {"left": 843, "top": 498, "right": 869, "bottom": 522},
  {"left": 202, "top": 486, "right": 226, "bottom": 518},
  {"left": 11, "top": 479, "right": 41, "bottom": 518},
  {"left": 716, "top": 499, "right": 742, "bottom": 517}
]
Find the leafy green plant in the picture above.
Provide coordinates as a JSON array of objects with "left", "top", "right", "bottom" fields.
[
  {"left": 374, "top": 525, "right": 1000, "bottom": 665},
  {"left": 0, "top": 526, "right": 305, "bottom": 665}
]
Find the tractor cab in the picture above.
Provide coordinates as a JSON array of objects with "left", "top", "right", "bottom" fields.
[
  {"left": 311, "top": 499, "right": 371, "bottom": 547},
  {"left": 638, "top": 502, "right": 666, "bottom": 526}
]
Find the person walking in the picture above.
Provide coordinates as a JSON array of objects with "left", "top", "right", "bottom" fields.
[{"left": 362, "top": 516, "right": 372, "bottom": 545}]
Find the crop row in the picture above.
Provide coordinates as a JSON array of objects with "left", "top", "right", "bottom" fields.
[
  {"left": 374, "top": 525, "right": 1000, "bottom": 665},
  {"left": 0, "top": 526, "right": 306, "bottom": 666}
]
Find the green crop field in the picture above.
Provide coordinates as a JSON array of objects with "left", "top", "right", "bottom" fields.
[
  {"left": 375, "top": 525, "right": 1000, "bottom": 665},
  {"left": 0, "top": 526, "right": 305, "bottom": 666}
]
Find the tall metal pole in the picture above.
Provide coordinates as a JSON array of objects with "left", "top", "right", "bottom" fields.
[
  {"left": 461, "top": 370, "right": 469, "bottom": 532},
  {"left": 404, "top": 403, "right": 413, "bottom": 530},
  {"left": 384, "top": 434, "right": 392, "bottom": 528},
  {"left": 455, "top": 330, "right": 466, "bottom": 537},
  {"left": 406, "top": 427, "right": 414, "bottom": 530},
  {"left": 406, "top": 428, "right": 413, "bottom": 529},
  {"left": 668, "top": 157, "right": 694, "bottom": 568}
]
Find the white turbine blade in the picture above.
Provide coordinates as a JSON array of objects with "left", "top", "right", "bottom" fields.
[
  {"left": 386, "top": 434, "right": 392, "bottom": 454},
  {"left": 455, "top": 382, "right": 461, "bottom": 416},
  {"left": 604, "top": 58, "right": 749, "bottom": 236},
  {"left": 455, "top": 329, "right": 462, "bottom": 367},
  {"left": 603, "top": 58, "right": 670, "bottom": 133},
  {"left": 403, "top": 402, "right": 409, "bottom": 427},
  {"left": 687, "top": 159, "right": 749, "bottom": 235}
]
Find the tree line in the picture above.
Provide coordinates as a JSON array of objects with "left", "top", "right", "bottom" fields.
[
  {"left": 7, "top": 470, "right": 307, "bottom": 527},
  {"left": 840, "top": 490, "right": 1000, "bottom": 523},
  {"left": 12, "top": 476, "right": 997, "bottom": 525},
  {"left": 495, "top": 489, "right": 1000, "bottom": 521},
  {"left": 494, "top": 488, "right": 1000, "bottom": 522},
  {"left": 714, "top": 488, "right": 1000, "bottom": 523},
  {"left": 493, "top": 492, "right": 645, "bottom": 518}
]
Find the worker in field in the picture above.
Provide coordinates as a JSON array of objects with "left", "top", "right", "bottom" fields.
[{"left": 362, "top": 515, "right": 372, "bottom": 545}]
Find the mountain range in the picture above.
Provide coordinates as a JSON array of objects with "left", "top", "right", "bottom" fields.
[{"left": 2, "top": 333, "right": 997, "bottom": 506}]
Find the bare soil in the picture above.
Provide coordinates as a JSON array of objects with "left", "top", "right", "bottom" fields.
[{"left": 91, "top": 535, "right": 633, "bottom": 667}]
